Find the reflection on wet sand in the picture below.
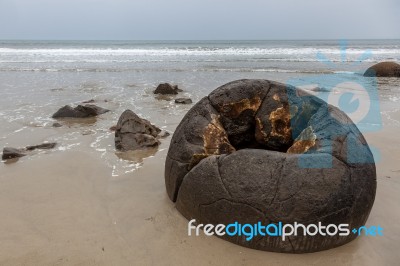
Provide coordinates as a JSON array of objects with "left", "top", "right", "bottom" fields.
[
  {"left": 115, "top": 147, "right": 159, "bottom": 164},
  {"left": 56, "top": 117, "right": 98, "bottom": 127}
]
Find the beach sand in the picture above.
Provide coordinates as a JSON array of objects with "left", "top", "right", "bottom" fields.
[{"left": 0, "top": 107, "right": 399, "bottom": 266}]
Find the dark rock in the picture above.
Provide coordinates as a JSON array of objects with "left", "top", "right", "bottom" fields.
[
  {"left": 308, "top": 86, "right": 330, "bottom": 92},
  {"left": 82, "top": 99, "right": 95, "bottom": 103},
  {"left": 52, "top": 104, "right": 110, "bottom": 118},
  {"left": 165, "top": 79, "right": 376, "bottom": 253},
  {"left": 26, "top": 142, "right": 57, "bottom": 151},
  {"left": 52, "top": 122, "right": 62, "bottom": 128},
  {"left": 175, "top": 98, "right": 192, "bottom": 104},
  {"left": 2, "top": 147, "right": 26, "bottom": 160},
  {"left": 364, "top": 61, "right": 400, "bottom": 77},
  {"left": 115, "top": 110, "right": 162, "bottom": 151},
  {"left": 109, "top": 125, "right": 117, "bottom": 131},
  {"left": 2, "top": 142, "right": 57, "bottom": 161},
  {"left": 154, "top": 83, "right": 181, "bottom": 95}
]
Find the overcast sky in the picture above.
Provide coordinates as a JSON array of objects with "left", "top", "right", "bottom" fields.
[{"left": 0, "top": 0, "right": 399, "bottom": 40}]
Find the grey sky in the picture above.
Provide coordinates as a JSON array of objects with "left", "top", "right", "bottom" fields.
[{"left": 0, "top": 0, "right": 399, "bottom": 40}]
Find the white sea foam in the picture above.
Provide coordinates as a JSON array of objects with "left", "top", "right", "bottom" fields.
[{"left": 0, "top": 47, "right": 399, "bottom": 57}]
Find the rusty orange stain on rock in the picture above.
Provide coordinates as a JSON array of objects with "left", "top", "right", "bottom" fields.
[
  {"left": 219, "top": 96, "right": 262, "bottom": 118},
  {"left": 287, "top": 126, "right": 317, "bottom": 154},
  {"left": 255, "top": 117, "right": 268, "bottom": 143},
  {"left": 269, "top": 106, "right": 292, "bottom": 144},
  {"left": 189, "top": 114, "right": 235, "bottom": 169}
]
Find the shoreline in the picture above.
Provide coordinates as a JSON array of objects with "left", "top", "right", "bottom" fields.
[{"left": 0, "top": 100, "right": 399, "bottom": 266}]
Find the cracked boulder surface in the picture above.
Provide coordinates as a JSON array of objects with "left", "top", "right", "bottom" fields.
[{"left": 165, "top": 79, "right": 376, "bottom": 253}]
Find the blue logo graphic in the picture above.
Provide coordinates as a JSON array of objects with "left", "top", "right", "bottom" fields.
[
  {"left": 286, "top": 40, "right": 382, "bottom": 168},
  {"left": 352, "top": 225, "right": 383, "bottom": 236},
  {"left": 188, "top": 220, "right": 383, "bottom": 241}
]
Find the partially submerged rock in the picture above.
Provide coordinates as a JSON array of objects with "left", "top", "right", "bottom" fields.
[
  {"left": 2, "top": 147, "right": 26, "bottom": 160},
  {"left": 82, "top": 99, "right": 95, "bottom": 103},
  {"left": 165, "top": 79, "right": 376, "bottom": 253},
  {"left": 153, "top": 83, "right": 182, "bottom": 95},
  {"left": 2, "top": 142, "right": 57, "bottom": 160},
  {"left": 175, "top": 98, "right": 192, "bottom": 104},
  {"left": 52, "top": 122, "right": 62, "bottom": 128},
  {"left": 52, "top": 104, "right": 110, "bottom": 118},
  {"left": 115, "top": 110, "right": 165, "bottom": 151},
  {"left": 26, "top": 142, "right": 57, "bottom": 151},
  {"left": 364, "top": 61, "right": 400, "bottom": 77}
]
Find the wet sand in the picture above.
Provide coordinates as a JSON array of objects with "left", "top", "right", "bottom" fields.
[{"left": 0, "top": 107, "right": 399, "bottom": 266}]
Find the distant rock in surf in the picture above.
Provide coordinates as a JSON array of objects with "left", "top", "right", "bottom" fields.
[
  {"left": 153, "top": 83, "right": 182, "bottom": 95},
  {"left": 82, "top": 99, "right": 95, "bottom": 103},
  {"left": 175, "top": 98, "right": 193, "bottom": 104},
  {"left": 308, "top": 86, "right": 331, "bottom": 92},
  {"left": 115, "top": 110, "right": 168, "bottom": 151},
  {"left": 52, "top": 104, "right": 110, "bottom": 118},
  {"left": 364, "top": 62, "right": 400, "bottom": 77},
  {"left": 52, "top": 122, "right": 63, "bottom": 128}
]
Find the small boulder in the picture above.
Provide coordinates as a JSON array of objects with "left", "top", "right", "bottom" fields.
[
  {"left": 26, "top": 142, "right": 57, "bottom": 151},
  {"left": 175, "top": 98, "right": 193, "bottom": 104},
  {"left": 154, "top": 83, "right": 181, "bottom": 95},
  {"left": 364, "top": 62, "right": 400, "bottom": 77},
  {"left": 115, "top": 110, "right": 162, "bottom": 151},
  {"left": 109, "top": 125, "right": 117, "bottom": 131},
  {"left": 2, "top": 148, "right": 26, "bottom": 160},
  {"left": 52, "top": 122, "right": 62, "bottom": 128},
  {"left": 52, "top": 104, "right": 110, "bottom": 118},
  {"left": 2, "top": 142, "right": 57, "bottom": 161}
]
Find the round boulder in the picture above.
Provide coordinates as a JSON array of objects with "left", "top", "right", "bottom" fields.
[
  {"left": 364, "top": 61, "right": 400, "bottom": 77},
  {"left": 165, "top": 79, "right": 376, "bottom": 253}
]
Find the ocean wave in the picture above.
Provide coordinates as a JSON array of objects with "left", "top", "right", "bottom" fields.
[
  {"left": 0, "top": 67, "right": 356, "bottom": 74},
  {"left": 0, "top": 58, "right": 384, "bottom": 64},
  {"left": 0, "top": 47, "right": 399, "bottom": 57}
]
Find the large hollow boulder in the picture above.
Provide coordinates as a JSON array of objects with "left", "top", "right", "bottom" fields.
[
  {"left": 165, "top": 79, "right": 376, "bottom": 253},
  {"left": 115, "top": 110, "right": 165, "bottom": 151},
  {"left": 52, "top": 104, "right": 110, "bottom": 118},
  {"left": 364, "top": 61, "right": 400, "bottom": 77}
]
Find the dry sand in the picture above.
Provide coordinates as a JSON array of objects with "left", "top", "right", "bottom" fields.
[{"left": 0, "top": 112, "right": 399, "bottom": 266}]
